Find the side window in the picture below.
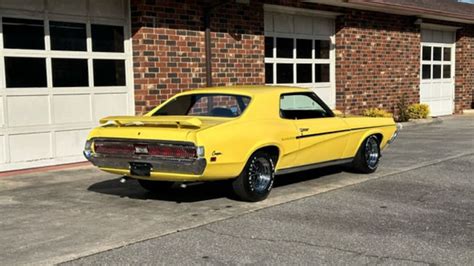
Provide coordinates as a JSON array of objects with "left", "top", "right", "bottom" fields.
[{"left": 280, "top": 93, "right": 332, "bottom": 119}]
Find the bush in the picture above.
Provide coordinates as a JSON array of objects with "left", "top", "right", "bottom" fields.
[
  {"left": 397, "top": 93, "right": 410, "bottom": 122},
  {"left": 362, "top": 108, "right": 393, "bottom": 118},
  {"left": 408, "top": 104, "right": 430, "bottom": 119}
]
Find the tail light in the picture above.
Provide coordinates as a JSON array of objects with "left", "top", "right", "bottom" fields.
[
  {"left": 94, "top": 142, "right": 134, "bottom": 155},
  {"left": 93, "top": 140, "right": 200, "bottom": 159},
  {"left": 148, "top": 145, "right": 196, "bottom": 158}
]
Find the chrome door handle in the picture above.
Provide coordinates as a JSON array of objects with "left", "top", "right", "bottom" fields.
[{"left": 299, "top": 128, "right": 309, "bottom": 133}]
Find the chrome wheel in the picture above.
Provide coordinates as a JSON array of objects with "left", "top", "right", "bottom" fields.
[
  {"left": 365, "top": 136, "right": 380, "bottom": 170},
  {"left": 249, "top": 157, "right": 273, "bottom": 193},
  {"left": 233, "top": 151, "right": 275, "bottom": 202}
]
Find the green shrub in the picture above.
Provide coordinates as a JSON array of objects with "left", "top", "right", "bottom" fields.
[
  {"left": 408, "top": 103, "right": 430, "bottom": 119},
  {"left": 362, "top": 108, "right": 393, "bottom": 118},
  {"left": 397, "top": 93, "right": 410, "bottom": 122}
]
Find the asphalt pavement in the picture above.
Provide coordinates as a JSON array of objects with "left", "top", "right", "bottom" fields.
[{"left": 0, "top": 116, "right": 472, "bottom": 265}]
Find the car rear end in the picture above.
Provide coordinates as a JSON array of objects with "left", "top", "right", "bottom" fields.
[{"left": 84, "top": 136, "right": 206, "bottom": 181}]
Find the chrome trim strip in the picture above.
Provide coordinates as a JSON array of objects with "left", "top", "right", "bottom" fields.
[
  {"left": 296, "top": 125, "right": 395, "bottom": 139},
  {"left": 91, "top": 137, "right": 196, "bottom": 147},
  {"left": 275, "top": 158, "right": 353, "bottom": 175}
]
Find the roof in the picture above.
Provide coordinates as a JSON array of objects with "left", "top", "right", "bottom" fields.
[
  {"left": 179, "top": 85, "right": 311, "bottom": 96},
  {"left": 303, "top": 0, "right": 474, "bottom": 24}
]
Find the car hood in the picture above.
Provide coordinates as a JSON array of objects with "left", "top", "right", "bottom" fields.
[{"left": 88, "top": 115, "right": 231, "bottom": 143}]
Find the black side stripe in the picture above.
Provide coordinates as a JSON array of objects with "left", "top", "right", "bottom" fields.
[{"left": 296, "top": 124, "right": 394, "bottom": 139}]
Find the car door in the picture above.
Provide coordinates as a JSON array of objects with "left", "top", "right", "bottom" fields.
[{"left": 280, "top": 93, "right": 350, "bottom": 167}]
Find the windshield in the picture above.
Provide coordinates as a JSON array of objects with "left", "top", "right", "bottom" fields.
[{"left": 153, "top": 94, "right": 251, "bottom": 118}]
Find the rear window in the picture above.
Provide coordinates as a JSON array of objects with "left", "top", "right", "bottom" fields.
[{"left": 153, "top": 94, "right": 251, "bottom": 118}]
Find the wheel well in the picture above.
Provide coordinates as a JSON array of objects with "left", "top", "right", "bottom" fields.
[
  {"left": 255, "top": 146, "right": 280, "bottom": 165},
  {"left": 373, "top": 133, "right": 383, "bottom": 144}
]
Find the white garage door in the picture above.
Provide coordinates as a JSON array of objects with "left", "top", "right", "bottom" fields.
[
  {"left": 420, "top": 29, "right": 455, "bottom": 116},
  {"left": 264, "top": 6, "right": 336, "bottom": 108},
  {"left": 0, "top": 0, "right": 134, "bottom": 171}
]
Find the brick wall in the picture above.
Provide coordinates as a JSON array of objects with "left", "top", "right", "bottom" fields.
[
  {"left": 334, "top": 11, "right": 420, "bottom": 115},
  {"left": 131, "top": 0, "right": 264, "bottom": 114},
  {"left": 131, "top": 0, "right": 472, "bottom": 115},
  {"left": 455, "top": 26, "right": 474, "bottom": 111}
]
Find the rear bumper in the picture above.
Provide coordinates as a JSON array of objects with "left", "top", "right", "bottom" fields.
[
  {"left": 86, "top": 154, "right": 206, "bottom": 176},
  {"left": 387, "top": 123, "right": 402, "bottom": 145}
]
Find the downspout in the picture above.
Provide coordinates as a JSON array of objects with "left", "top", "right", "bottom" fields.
[
  {"left": 204, "top": 8, "right": 213, "bottom": 87},
  {"left": 203, "top": 1, "right": 249, "bottom": 88}
]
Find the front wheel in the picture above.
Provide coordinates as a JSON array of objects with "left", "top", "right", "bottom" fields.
[
  {"left": 137, "top": 179, "right": 174, "bottom": 193},
  {"left": 232, "top": 151, "right": 275, "bottom": 202},
  {"left": 352, "top": 135, "right": 381, "bottom": 173}
]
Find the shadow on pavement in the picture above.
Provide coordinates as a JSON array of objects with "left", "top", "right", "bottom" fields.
[{"left": 87, "top": 165, "right": 345, "bottom": 203}]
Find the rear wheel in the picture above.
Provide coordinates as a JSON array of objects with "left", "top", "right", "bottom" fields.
[
  {"left": 352, "top": 135, "right": 381, "bottom": 173},
  {"left": 232, "top": 151, "right": 275, "bottom": 202},
  {"left": 137, "top": 179, "right": 174, "bottom": 193}
]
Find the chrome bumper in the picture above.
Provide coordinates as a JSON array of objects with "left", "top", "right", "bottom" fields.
[
  {"left": 83, "top": 138, "right": 206, "bottom": 175},
  {"left": 86, "top": 154, "right": 206, "bottom": 175},
  {"left": 387, "top": 123, "right": 402, "bottom": 144}
]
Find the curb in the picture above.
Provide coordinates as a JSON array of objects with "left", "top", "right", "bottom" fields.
[{"left": 399, "top": 117, "right": 443, "bottom": 128}]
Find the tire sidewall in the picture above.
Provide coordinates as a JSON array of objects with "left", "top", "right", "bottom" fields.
[
  {"left": 235, "top": 151, "right": 275, "bottom": 202},
  {"left": 362, "top": 135, "right": 381, "bottom": 172}
]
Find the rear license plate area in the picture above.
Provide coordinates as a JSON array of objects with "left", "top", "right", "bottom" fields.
[{"left": 130, "top": 162, "right": 152, "bottom": 176}]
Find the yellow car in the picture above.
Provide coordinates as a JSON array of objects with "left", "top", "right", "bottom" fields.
[{"left": 84, "top": 86, "right": 400, "bottom": 202}]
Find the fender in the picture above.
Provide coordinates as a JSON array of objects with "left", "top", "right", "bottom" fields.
[
  {"left": 239, "top": 141, "right": 285, "bottom": 175},
  {"left": 355, "top": 128, "right": 385, "bottom": 150}
]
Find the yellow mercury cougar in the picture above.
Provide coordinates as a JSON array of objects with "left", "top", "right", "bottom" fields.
[{"left": 84, "top": 86, "right": 400, "bottom": 202}]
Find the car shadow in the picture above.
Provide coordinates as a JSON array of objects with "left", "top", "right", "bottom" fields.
[
  {"left": 87, "top": 165, "right": 345, "bottom": 203},
  {"left": 88, "top": 178, "right": 236, "bottom": 203}
]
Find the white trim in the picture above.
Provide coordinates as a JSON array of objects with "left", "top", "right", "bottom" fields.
[
  {"left": 264, "top": 4, "right": 342, "bottom": 18},
  {"left": 420, "top": 22, "right": 461, "bottom": 32}
]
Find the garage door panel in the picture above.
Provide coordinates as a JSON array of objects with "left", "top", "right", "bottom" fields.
[
  {"left": 55, "top": 129, "right": 89, "bottom": 157},
  {"left": 264, "top": 12, "right": 273, "bottom": 32},
  {"left": 0, "top": 136, "right": 5, "bottom": 163},
  {"left": 9, "top": 133, "right": 52, "bottom": 163},
  {"left": 53, "top": 95, "right": 91, "bottom": 124},
  {"left": 7, "top": 96, "right": 50, "bottom": 127},
  {"left": 432, "top": 30, "right": 444, "bottom": 43},
  {"left": 94, "top": 93, "right": 127, "bottom": 120},
  {"left": 312, "top": 86, "right": 332, "bottom": 106},
  {"left": 0, "top": 98, "right": 4, "bottom": 127},
  {"left": 420, "top": 83, "right": 431, "bottom": 99},
  {"left": 421, "top": 29, "right": 432, "bottom": 42},
  {"left": 47, "top": 0, "right": 87, "bottom": 16},
  {"left": 295, "top": 16, "right": 312, "bottom": 35},
  {"left": 89, "top": 0, "right": 125, "bottom": 19},
  {"left": 0, "top": 0, "right": 44, "bottom": 11},
  {"left": 313, "top": 18, "right": 333, "bottom": 36},
  {"left": 274, "top": 14, "right": 294, "bottom": 33}
]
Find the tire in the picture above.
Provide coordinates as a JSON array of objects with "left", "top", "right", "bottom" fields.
[
  {"left": 232, "top": 151, "right": 275, "bottom": 202},
  {"left": 137, "top": 179, "right": 174, "bottom": 193},
  {"left": 352, "top": 135, "right": 381, "bottom": 173}
]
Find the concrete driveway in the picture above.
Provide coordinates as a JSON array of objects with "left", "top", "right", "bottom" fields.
[{"left": 0, "top": 116, "right": 473, "bottom": 265}]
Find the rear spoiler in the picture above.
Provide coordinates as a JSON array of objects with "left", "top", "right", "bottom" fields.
[{"left": 99, "top": 116, "right": 203, "bottom": 128}]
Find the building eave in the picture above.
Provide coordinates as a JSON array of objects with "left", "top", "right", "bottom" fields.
[{"left": 302, "top": 0, "right": 474, "bottom": 24}]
